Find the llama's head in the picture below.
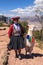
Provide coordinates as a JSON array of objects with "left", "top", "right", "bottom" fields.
[{"left": 27, "top": 25, "right": 35, "bottom": 36}]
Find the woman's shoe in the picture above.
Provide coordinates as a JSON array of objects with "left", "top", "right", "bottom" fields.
[{"left": 18, "top": 55, "right": 22, "bottom": 60}]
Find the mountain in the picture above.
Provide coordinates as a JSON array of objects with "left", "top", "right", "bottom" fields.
[
  {"left": 20, "top": 16, "right": 39, "bottom": 22},
  {"left": 0, "top": 15, "right": 42, "bottom": 30},
  {"left": 20, "top": 16, "right": 42, "bottom": 30}
]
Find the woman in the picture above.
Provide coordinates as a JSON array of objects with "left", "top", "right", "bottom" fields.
[{"left": 8, "top": 17, "right": 25, "bottom": 59}]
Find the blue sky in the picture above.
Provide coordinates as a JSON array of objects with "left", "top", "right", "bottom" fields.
[
  {"left": 0, "top": 0, "right": 43, "bottom": 17},
  {"left": 0, "top": 0, "right": 34, "bottom": 11}
]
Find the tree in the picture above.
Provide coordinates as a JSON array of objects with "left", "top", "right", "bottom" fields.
[
  {"left": 19, "top": 21, "right": 28, "bottom": 32},
  {"left": 35, "top": 8, "right": 43, "bottom": 41}
]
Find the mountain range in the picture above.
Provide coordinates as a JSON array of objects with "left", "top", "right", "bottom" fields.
[{"left": 0, "top": 15, "right": 42, "bottom": 30}]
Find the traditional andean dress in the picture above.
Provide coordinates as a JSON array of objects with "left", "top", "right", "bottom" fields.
[{"left": 8, "top": 23, "right": 25, "bottom": 50}]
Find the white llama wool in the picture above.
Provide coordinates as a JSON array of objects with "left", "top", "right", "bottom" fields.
[
  {"left": 27, "top": 24, "right": 35, "bottom": 36},
  {"left": 25, "top": 24, "right": 35, "bottom": 55}
]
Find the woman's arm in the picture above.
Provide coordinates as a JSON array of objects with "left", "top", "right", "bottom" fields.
[{"left": 8, "top": 25, "right": 13, "bottom": 38}]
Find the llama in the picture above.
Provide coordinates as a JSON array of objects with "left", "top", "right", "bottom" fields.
[{"left": 24, "top": 25, "right": 35, "bottom": 56}]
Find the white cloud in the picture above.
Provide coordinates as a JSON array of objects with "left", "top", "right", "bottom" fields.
[
  {"left": 9, "top": 0, "right": 43, "bottom": 17},
  {"left": 0, "top": 0, "right": 43, "bottom": 17},
  {"left": 10, "top": 6, "right": 35, "bottom": 17},
  {"left": 0, "top": 13, "right": 15, "bottom": 17},
  {"left": 10, "top": 8, "right": 24, "bottom": 12},
  {"left": 34, "top": 0, "right": 43, "bottom": 4},
  {"left": 4, "top": 14, "right": 14, "bottom": 17},
  {"left": 34, "top": 0, "right": 43, "bottom": 14}
]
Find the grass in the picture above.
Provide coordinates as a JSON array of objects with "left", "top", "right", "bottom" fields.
[{"left": 36, "top": 39, "right": 43, "bottom": 50}]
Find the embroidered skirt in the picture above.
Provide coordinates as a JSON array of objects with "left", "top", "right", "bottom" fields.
[{"left": 8, "top": 35, "right": 25, "bottom": 50}]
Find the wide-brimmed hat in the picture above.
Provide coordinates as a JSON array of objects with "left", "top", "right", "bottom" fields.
[{"left": 12, "top": 17, "right": 20, "bottom": 21}]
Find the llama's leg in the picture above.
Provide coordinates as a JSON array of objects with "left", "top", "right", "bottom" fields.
[
  {"left": 26, "top": 50, "right": 27, "bottom": 55},
  {"left": 25, "top": 47, "right": 28, "bottom": 55},
  {"left": 29, "top": 51, "right": 31, "bottom": 56},
  {"left": 29, "top": 47, "right": 32, "bottom": 56}
]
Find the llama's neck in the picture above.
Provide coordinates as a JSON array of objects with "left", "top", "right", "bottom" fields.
[{"left": 27, "top": 30, "right": 33, "bottom": 37}]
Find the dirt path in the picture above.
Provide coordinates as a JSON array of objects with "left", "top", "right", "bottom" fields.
[
  {"left": 8, "top": 46, "right": 43, "bottom": 65},
  {"left": 0, "top": 27, "right": 43, "bottom": 65}
]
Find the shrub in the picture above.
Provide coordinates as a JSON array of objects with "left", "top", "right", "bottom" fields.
[
  {"left": 0, "top": 22, "right": 3, "bottom": 26},
  {"left": 9, "top": 20, "right": 14, "bottom": 25},
  {"left": 36, "top": 40, "right": 43, "bottom": 50},
  {"left": 33, "top": 30, "right": 41, "bottom": 40},
  {"left": 33, "top": 30, "right": 43, "bottom": 49}
]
